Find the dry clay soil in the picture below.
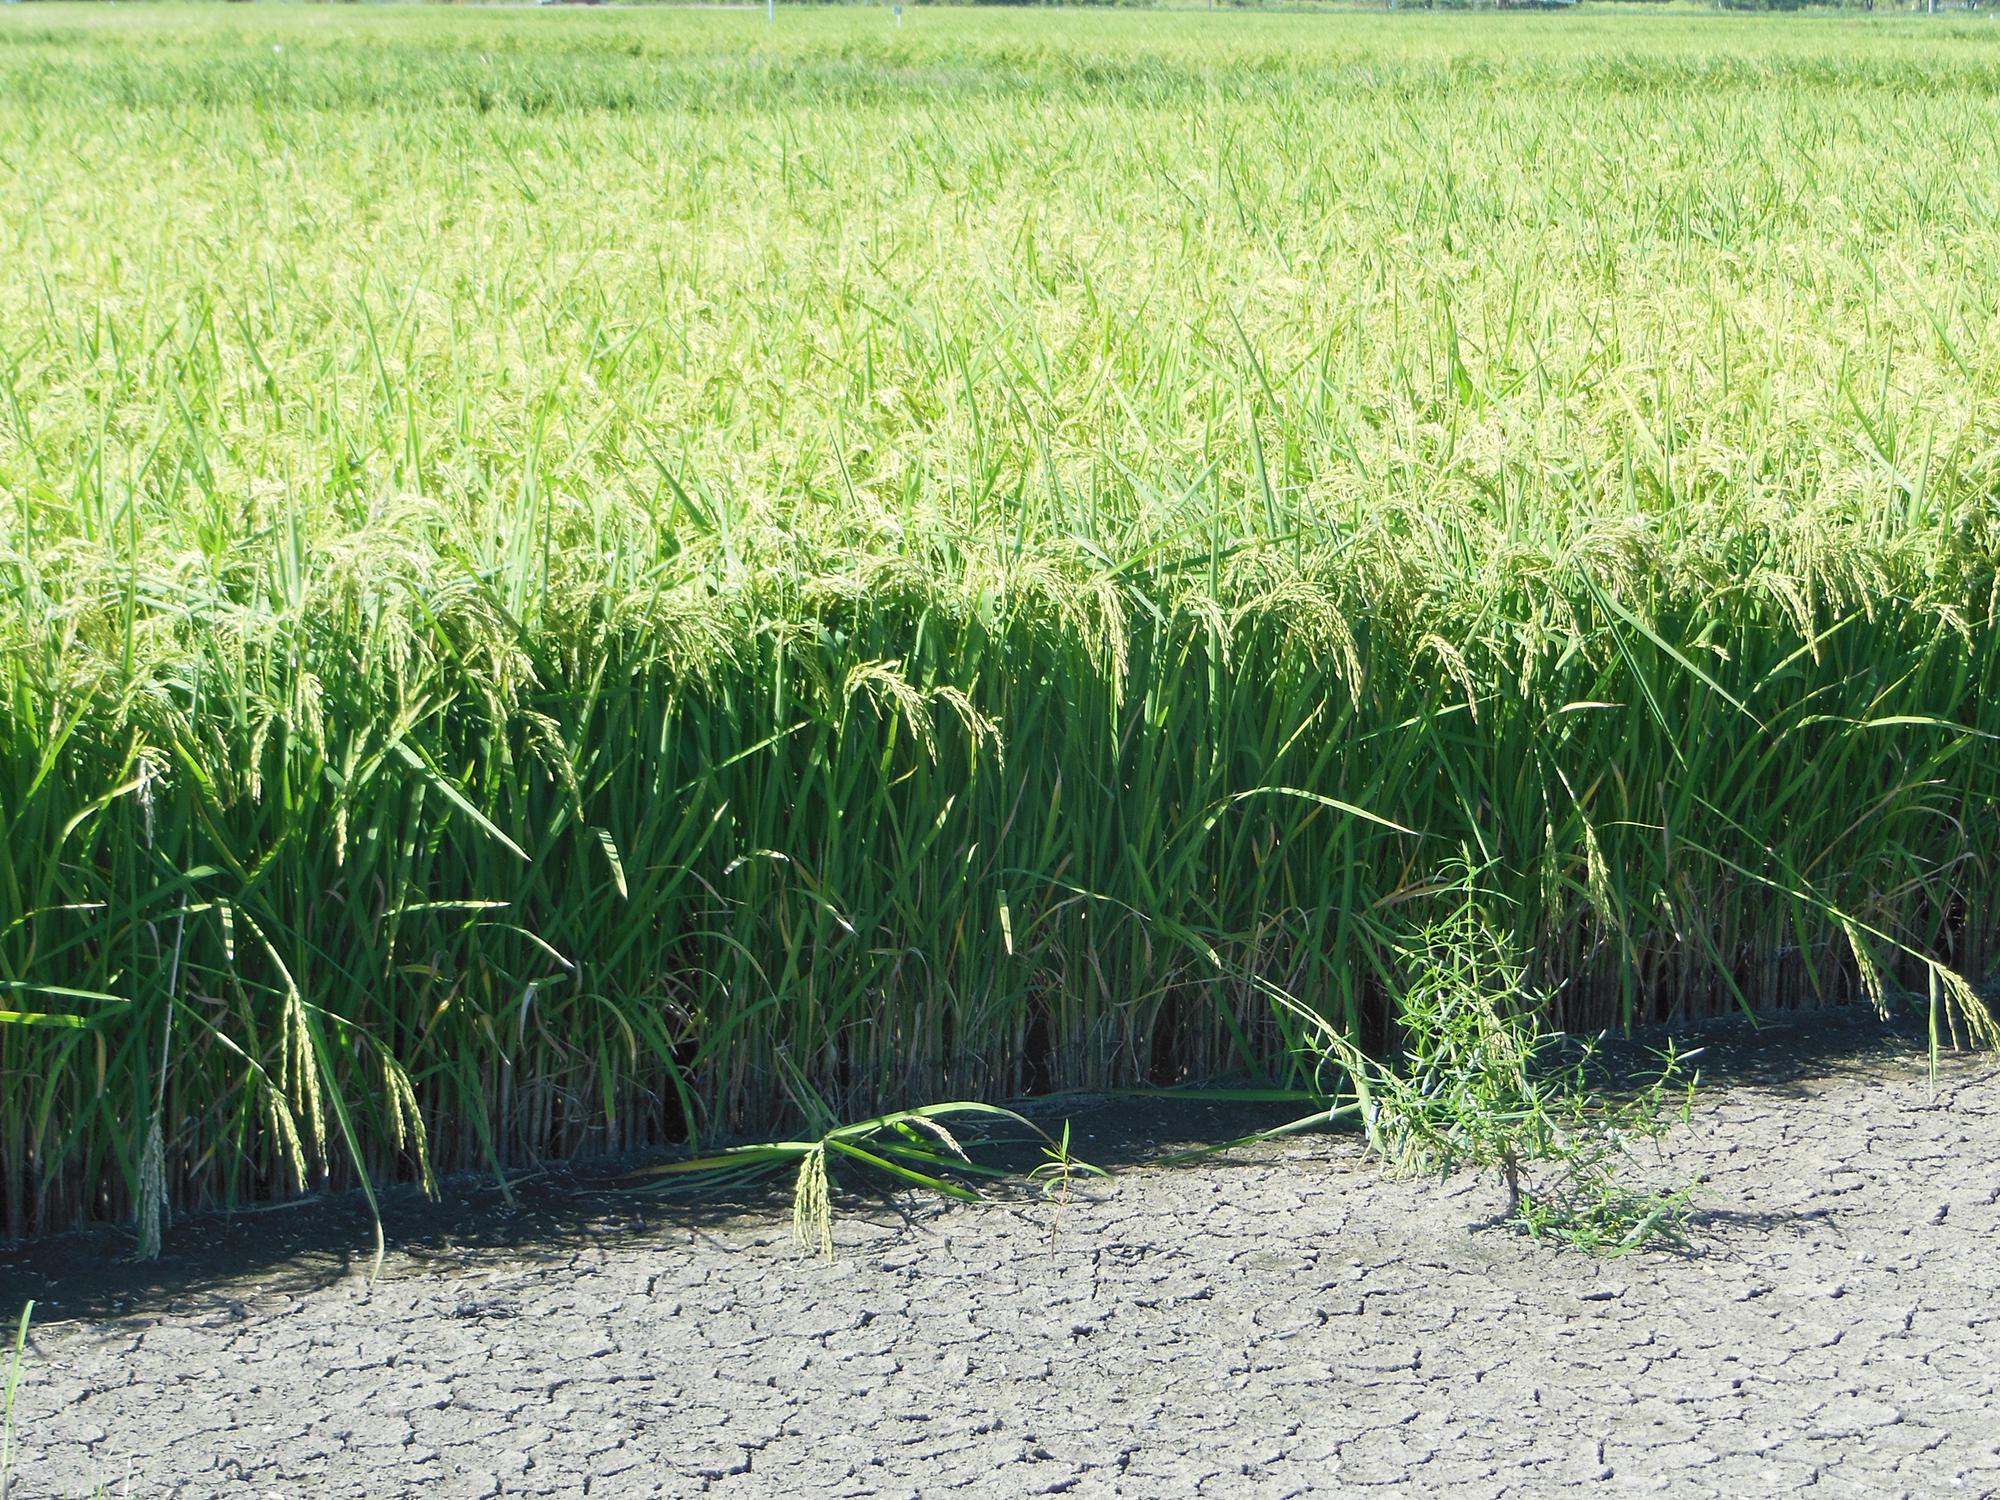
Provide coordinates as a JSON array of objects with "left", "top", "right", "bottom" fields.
[{"left": 5, "top": 1014, "right": 2000, "bottom": 1500}]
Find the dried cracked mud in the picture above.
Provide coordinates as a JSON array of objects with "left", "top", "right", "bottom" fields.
[{"left": 5, "top": 1015, "right": 1999, "bottom": 1499}]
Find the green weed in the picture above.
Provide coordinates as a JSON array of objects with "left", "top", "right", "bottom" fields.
[{"left": 1366, "top": 885, "right": 1700, "bottom": 1251}]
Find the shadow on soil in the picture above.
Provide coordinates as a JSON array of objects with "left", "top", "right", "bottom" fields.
[{"left": 0, "top": 1002, "right": 1949, "bottom": 1324}]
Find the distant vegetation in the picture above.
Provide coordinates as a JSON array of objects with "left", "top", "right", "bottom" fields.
[{"left": 1, "top": 6, "right": 1996, "bottom": 1239}]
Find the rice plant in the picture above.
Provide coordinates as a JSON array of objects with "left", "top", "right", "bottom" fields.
[
  {"left": 636, "top": 1052, "right": 1061, "bottom": 1259},
  {"left": 1, "top": 1303, "right": 29, "bottom": 1500},
  {"left": 1, "top": 6, "right": 1997, "bottom": 1238},
  {"left": 644, "top": 1096, "right": 1086, "bottom": 1260}
]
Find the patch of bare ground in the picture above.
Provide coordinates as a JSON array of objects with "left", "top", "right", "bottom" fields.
[{"left": 6, "top": 1013, "right": 1998, "bottom": 1498}]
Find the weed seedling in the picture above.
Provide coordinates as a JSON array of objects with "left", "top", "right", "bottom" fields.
[{"left": 1367, "top": 894, "right": 1699, "bottom": 1253}]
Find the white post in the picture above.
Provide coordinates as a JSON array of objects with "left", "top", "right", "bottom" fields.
[{"left": 767, "top": 0, "right": 775, "bottom": 23}]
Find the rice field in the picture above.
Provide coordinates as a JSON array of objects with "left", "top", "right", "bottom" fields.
[{"left": 2, "top": 4, "right": 1998, "bottom": 1238}]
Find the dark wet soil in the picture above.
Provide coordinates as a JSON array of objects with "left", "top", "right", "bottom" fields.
[{"left": 4, "top": 1010, "right": 1998, "bottom": 1498}]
